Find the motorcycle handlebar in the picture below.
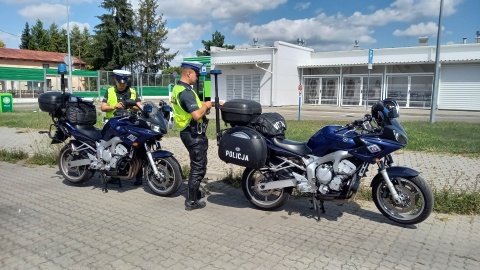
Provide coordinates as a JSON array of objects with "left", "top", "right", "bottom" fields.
[{"left": 334, "top": 114, "right": 373, "bottom": 133}]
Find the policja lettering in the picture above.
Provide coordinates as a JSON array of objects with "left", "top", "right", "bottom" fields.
[{"left": 225, "top": 150, "right": 249, "bottom": 161}]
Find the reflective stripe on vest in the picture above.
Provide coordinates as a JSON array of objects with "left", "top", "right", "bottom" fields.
[
  {"left": 105, "top": 87, "right": 137, "bottom": 119},
  {"left": 171, "top": 84, "right": 203, "bottom": 131}
]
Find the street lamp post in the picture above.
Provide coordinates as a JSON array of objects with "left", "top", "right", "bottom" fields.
[
  {"left": 430, "top": 0, "right": 444, "bottom": 123},
  {"left": 66, "top": 0, "right": 73, "bottom": 93},
  {"left": 42, "top": 63, "right": 49, "bottom": 93}
]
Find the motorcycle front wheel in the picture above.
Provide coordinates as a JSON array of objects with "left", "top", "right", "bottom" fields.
[
  {"left": 242, "top": 167, "right": 290, "bottom": 210},
  {"left": 372, "top": 175, "right": 433, "bottom": 225},
  {"left": 145, "top": 156, "right": 182, "bottom": 196},
  {"left": 58, "top": 144, "right": 94, "bottom": 184}
]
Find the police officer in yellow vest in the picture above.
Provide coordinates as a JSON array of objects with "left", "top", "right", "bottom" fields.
[
  {"left": 101, "top": 70, "right": 142, "bottom": 120},
  {"left": 172, "top": 62, "right": 213, "bottom": 210},
  {"left": 101, "top": 69, "right": 143, "bottom": 186}
]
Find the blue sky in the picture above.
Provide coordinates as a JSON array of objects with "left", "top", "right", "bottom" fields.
[{"left": 0, "top": 0, "right": 478, "bottom": 66}]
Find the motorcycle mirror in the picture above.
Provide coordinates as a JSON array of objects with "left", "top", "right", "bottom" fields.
[{"left": 143, "top": 104, "right": 153, "bottom": 114}]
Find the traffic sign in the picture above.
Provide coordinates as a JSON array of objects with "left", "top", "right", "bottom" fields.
[
  {"left": 368, "top": 49, "right": 373, "bottom": 70},
  {"left": 200, "top": 65, "right": 207, "bottom": 76},
  {"left": 64, "top": 54, "right": 74, "bottom": 66}
]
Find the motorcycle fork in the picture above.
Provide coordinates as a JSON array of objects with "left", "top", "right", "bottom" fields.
[
  {"left": 377, "top": 160, "right": 402, "bottom": 204},
  {"left": 144, "top": 143, "right": 161, "bottom": 178}
]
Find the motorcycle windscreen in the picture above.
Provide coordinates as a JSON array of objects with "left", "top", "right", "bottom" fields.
[
  {"left": 143, "top": 101, "right": 168, "bottom": 134},
  {"left": 218, "top": 126, "right": 267, "bottom": 169}
]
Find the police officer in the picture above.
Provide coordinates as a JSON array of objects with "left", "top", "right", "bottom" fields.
[
  {"left": 171, "top": 62, "right": 213, "bottom": 211},
  {"left": 101, "top": 70, "right": 142, "bottom": 120},
  {"left": 101, "top": 69, "right": 143, "bottom": 186}
]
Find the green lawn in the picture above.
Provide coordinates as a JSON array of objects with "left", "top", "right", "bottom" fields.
[{"left": 1, "top": 109, "right": 479, "bottom": 157}]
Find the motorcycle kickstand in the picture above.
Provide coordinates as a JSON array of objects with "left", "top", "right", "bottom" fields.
[
  {"left": 101, "top": 173, "right": 109, "bottom": 193},
  {"left": 310, "top": 195, "right": 326, "bottom": 222}
]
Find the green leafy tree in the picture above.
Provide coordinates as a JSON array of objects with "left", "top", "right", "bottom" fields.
[
  {"left": 136, "top": 0, "right": 177, "bottom": 73},
  {"left": 92, "top": 0, "right": 136, "bottom": 70},
  {"left": 161, "top": 66, "right": 181, "bottom": 75},
  {"left": 0, "top": 40, "right": 5, "bottom": 48},
  {"left": 80, "top": 27, "right": 96, "bottom": 70},
  {"left": 47, "top": 22, "right": 64, "bottom": 52},
  {"left": 58, "top": 28, "right": 68, "bottom": 53},
  {"left": 19, "top": 22, "right": 32, "bottom": 49},
  {"left": 70, "top": 25, "right": 83, "bottom": 57},
  {"left": 30, "top": 19, "right": 50, "bottom": 51},
  {"left": 196, "top": 30, "right": 235, "bottom": 56}
]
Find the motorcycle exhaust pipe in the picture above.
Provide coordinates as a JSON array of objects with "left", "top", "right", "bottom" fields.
[{"left": 257, "top": 179, "right": 296, "bottom": 191}]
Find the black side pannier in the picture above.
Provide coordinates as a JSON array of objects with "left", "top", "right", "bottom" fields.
[
  {"left": 65, "top": 96, "right": 97, "bottom": 125},
  {"left": 248, "top": 112, "right": 287, "bottom": 139},
  {"left": 218, "top": 126, "right": 267, "bottom": 169}
]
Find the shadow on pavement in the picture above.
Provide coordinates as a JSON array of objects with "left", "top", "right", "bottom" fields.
[{"left": 204, "top": 180, "right": 416, "bottom": 228}]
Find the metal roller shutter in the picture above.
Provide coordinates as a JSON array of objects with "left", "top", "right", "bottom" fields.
[{"left": 439, "top": 64, "right": 480, "bottom": 111}]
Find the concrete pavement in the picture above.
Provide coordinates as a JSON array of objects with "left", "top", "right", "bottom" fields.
[{"left": 0, "top": 126, "right": 480, "bottom": 269}]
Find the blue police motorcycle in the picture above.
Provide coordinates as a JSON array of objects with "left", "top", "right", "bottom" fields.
[
  {"left": 216, "top": 96, "right": 433, "bottom": 225},
  {"left": 38, "top": 92, "right": 182, "bottom": 195}
]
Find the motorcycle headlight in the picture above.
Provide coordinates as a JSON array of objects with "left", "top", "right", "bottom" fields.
[
  {"left": 393, "top": 130, "right": 408, "bottom": 144},
  {"left": 150, "top": 124, "right": 161, "bottom": 133}
]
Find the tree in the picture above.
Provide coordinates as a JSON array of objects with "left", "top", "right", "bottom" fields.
[
  {"left": 70, "top": 25, "right": 83, "bottom": 57},
  {"left": 0, "top": 40, "right": 5, "bottom": 48},
  {"left": 196, "top": 30, "right": 235, "bottom": 56},
  {"left": 19, "top": 22, "right": 32, "bottom": 49},
  {"left": 92, "top": 0, "right": 136, "bottom": 70},
  {"left": 30, "top": 19, "right": 50, "bottom": 51},
  {"left": 47, "top": 22, "right": 64, "bottom": 52},
  {"left": 161, "top": 66, "right": 181, "bottom": 75},
  {"left": 136, "top": 0, "right": 177, "bottom": 73}
]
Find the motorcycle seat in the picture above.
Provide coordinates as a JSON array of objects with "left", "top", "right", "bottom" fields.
[
  {"left": 74, "top": 125, "right": 102, "bottom": 140},
  {"left": 272, "top": 137, "right": 312, "bottom": 156}
]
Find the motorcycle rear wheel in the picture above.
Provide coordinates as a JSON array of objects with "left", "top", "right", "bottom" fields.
[
  {"left": 58, "top": 145, "right": 93, "bottom": 184},
  {"left": 372, "top": 175, "right": 433, "bottom": 225},
  {"left": 242, "top": 167, "right": 289, "bottom": 210},
  {"left": 145, "top": 156, "right": 182, "bottom": 196}
]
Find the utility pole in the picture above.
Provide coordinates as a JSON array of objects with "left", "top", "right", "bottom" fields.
[{"left": 430, "top": 0, "right": 444, "bottom": 123}]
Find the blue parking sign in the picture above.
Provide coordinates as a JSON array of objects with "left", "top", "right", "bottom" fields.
[{"left": 368, "top": 49, "right": 373, "bottom": 69}]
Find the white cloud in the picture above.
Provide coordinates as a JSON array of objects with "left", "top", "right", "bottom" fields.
[
  {"left": 2, "top": 0, "right": 94, "bottom": 4},
  {"left": 393, "top": 22, "right": 441, "bottom": 37},
  {"left": 164, "top": 22, "right": 212, "bottom": 66},
  {"left": 157, "top": 0, "right": 287, "bottom": 20},
  {"left": 165, "top": 22, "right": 211, "bottom": 45},
  {"left": 294, "top": 2, "right": 310, "bottom": 10},
  {"left": 230, "top": 0, "right": 463, "bottom": 52},
  {"left": 347, "top": 0, "right": 463, "bottom": 27},
  {"left": 60, "top": 22, "right": 90, "bottom": 32},
  {"left": 18, "top": 3, "right": 67, "bottom": 23},
  {"left": 233, "top": 14, "right": 376, "bottom": 52}
]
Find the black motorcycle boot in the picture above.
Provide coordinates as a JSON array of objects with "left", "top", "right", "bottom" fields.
[
  {"left": 185, "top": 188, "right": 206, "bottom": 211},
  {"left": 133, "top": 169, "right": 143, "bottom": 186},
  {"left": 133, "top": 175, "right": 143, "bottom": 186}
]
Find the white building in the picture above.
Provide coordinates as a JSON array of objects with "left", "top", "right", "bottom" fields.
[{"left": 210, "top": 40, "right": 480, "bottom": 111}]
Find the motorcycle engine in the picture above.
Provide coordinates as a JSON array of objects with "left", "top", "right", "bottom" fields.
[
  {"left": 316, "top": 160, "right": 356, "bottom": 193},
  {"left": 108, "top": 144, "right": 129, "bottom": 169}
]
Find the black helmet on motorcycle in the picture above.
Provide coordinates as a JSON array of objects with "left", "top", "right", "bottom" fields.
[{"left": 371, "top": 98, "right": 400, "bottom": 126}]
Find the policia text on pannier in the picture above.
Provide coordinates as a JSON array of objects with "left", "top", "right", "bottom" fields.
[
  {"left": 218, "top": 99, "right": 268, "bottom": 169},
  {"left": 218, "top": 126, "right": 267, "bottom": 169}
]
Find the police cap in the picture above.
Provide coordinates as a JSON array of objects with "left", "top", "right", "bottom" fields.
[
  {"left": 113, "top": 69, "right": 131, "bottom": 83},
  {"left": 181, "top": 62, "right": 202, "bottom": 74}
]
